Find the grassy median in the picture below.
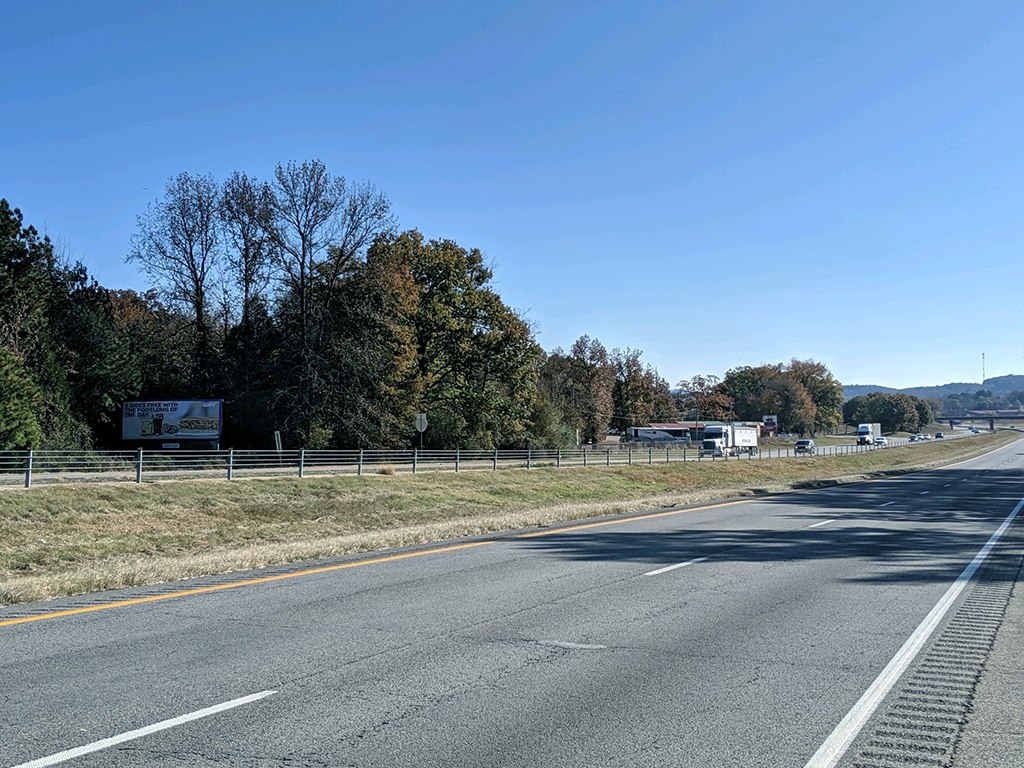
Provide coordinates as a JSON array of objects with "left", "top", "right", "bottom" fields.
[{"left": 1, "top": 431, "right": 1019, "bottom": 606}]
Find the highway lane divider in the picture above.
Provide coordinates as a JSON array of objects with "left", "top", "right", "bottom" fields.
[{"left": 10, "top": 690, "right": 278, "bottom": 768}]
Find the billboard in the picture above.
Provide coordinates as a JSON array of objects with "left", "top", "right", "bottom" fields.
[
  {"left": 762, "top": 414, "right": 778, "bottom": 434},
  {"left": 122, "top": 400, "right": 223, "bottom": 442}
]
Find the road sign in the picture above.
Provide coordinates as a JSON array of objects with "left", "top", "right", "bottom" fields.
[{"left": 415, "top": 413, "right": 428, "bottom": 432}]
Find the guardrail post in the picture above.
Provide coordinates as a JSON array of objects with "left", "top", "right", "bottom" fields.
[
  {"left": 648, "top": 448, "right": 653, "bottom": 465},
  {"left": 25, "top": 449, "right": 32, "bottom": 488},
  {"left": 628, "top": 449, "right": 632, "bottom": 465},
  {"left": 227, "top": 448, "right": 234, "bottom": 480},
  {"left": 414, "top": 449, "right": 418, "bottom": 474},
  {"left": 136, "top": 448, "right": 143, "bottom": 483},
  {"left": 527, "top": 449, "right": 532, "bottom": 469},
  {"left": 583, "top": 450, "right": 587, "bottom": 467},
  {"left": 456, "top": 449, "right": 460, "bottom": 472},
  {"left": 298, "top": 449, "right": 304, "bottom": 478},
  {"left": 666, "top": 448, "right": 670, "bottom": 463},
  {"left": 493, "top": 449, "right": 498, "bottom": 471},
  {"left": 606, "top": 450, "right": 610, "bottom": 466},
  {"left": 557, "top": 449, "right": 561, "bottom": 468},
  {"left": 358, "top": 449, "right": 363, "bottom": 476}
]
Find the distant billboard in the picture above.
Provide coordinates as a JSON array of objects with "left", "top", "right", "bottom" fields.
[
  {"left": 762, "top": 414, "right": 778, "bottom": 434},
  {"left": 122, "top": 400, "right": 223, "bottom": 442}
]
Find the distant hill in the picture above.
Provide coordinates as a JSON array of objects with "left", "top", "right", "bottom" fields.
[
  {"left": 842, "top": 384, "right": 901, "bottom": 399},
  {"left": 842, "top": 374, "right": 1024, "bottom": 401}
]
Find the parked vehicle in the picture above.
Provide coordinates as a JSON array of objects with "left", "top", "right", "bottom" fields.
[
  {"left": 625, "top": 427, "right": 690, "bottom": 446},
  {"left": 699, "top": 424, "right": 758, "bottom": 457},
  {"left": 857, "top": 423, "right": 882, "bottom": 445},
  {"left": 794, "top": 439, "right": 815, "bottom": 455}
]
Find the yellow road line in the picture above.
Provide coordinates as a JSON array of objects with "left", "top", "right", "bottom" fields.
[
  {"left": 1, "top": 498, "right": 754, "bottom": 628},
  {"left": 0, "top": 541, "right": 491, "bottom": 627}
]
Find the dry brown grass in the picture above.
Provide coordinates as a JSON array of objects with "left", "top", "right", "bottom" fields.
[{"left": 1, "top": 431, "right": 1017, "bottom": 606}]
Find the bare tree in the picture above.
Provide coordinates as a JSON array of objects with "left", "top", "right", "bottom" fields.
[
  {"left": 269, "top": 160, "right": 395, "bottom": 439},
  {"left": 219, "top": 172, "right": 276, "bottom": 390},
  {"left": 220, "top": 171, "right": 275, "bottom": 322},
  {"left": 128, "top": 172, "right": 221, "bottom": 392}
]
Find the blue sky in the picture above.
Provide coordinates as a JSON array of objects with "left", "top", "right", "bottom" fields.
[{"left": 4, "top": 1, "right": 1023, "bottom": 389}]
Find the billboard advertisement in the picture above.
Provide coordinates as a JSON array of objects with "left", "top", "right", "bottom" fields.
[
  {"left": 122, "top": 400, "right": 223, "bottom": 442},
  {"left": 762, "top": 414, "right": 778, "bottom": 434}
]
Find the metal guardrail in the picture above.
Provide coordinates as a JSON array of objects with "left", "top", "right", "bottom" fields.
[{"left": 0, "top": 434, "right": 968, "bottom": 487}]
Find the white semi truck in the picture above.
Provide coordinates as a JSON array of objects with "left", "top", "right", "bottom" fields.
[
  {"left": 857, "top": 423, "right": 882, "bottom": 445},
  {"left": 699, "top": 424, "right": 758, "bottom": 457}
]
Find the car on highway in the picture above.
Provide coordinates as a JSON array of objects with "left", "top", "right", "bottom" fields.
[
  {"left": 934, "top": 432, "right": 944, "bottom": 439},
  {"left": 874, "top": 436, "right": 888, "bottom": 447},
  {"left": 794, "top": 439, "right": 815, "bottom": 455},
  {"left": 910, "top": 434, "right": 923, "bottom": 443}
]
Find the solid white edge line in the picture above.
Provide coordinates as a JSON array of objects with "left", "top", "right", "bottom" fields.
[
  {"left": 804, "top": 495, "right": 1024, "bottom": 768},
  {"left": 644, "top": 556, "right": 709, "bottom": 576},
  {"left": 809, "top": 519, "right": 836, "bottom": 529},
  {"left": 879, "top": 501, "right": 894, "bottom": 507},
  {"left": 11, "top": 690, "right": 278, "bottom": 768}
]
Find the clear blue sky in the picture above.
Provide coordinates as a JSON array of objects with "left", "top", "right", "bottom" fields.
[{"left": 4, "top": 1, "right": 1023, "bottom": 390}]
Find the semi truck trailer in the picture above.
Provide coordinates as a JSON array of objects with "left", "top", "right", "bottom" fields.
[{"left": 699, "top": 424, "right": 758, "bottom": 457}]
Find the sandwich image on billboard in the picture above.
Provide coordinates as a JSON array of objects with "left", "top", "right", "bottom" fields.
[{"left": 122, "top": 400, "right": 223, "bottom": 441}]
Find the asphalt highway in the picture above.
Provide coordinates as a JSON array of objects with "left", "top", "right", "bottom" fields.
[{"left": 3, "top": 438, "right": 1023, "bottom": 767}]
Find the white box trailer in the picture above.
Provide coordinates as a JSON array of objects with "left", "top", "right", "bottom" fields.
[
  {"left": 857, "top": 423, "right": 882, "bottom": 445},
  {"left": 700, "top": 424, "right": 758, "bottom": 457}
]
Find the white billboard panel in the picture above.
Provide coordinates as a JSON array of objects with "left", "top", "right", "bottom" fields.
[{"left": 122, "top": 400, "right": 223, "bottom": 441}]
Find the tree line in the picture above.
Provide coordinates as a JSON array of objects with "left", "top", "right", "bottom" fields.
[
  {"left": 934, "top": 389, "right": 1024, "bottom": 415},
  {"left": 3, "top": 161, "right": 851, "bottom": 451},
  {"left": 842, "top": 392, "right": 934, "bottom": 434}
]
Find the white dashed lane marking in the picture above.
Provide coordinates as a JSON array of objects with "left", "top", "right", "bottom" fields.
[{"left": 644, "top": 557, "right": 709, "bottom": 576}]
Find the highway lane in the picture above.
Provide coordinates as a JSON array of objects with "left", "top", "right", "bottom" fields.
[{"left": 2, "top": 438, "right": 1023, "bottom": 766}]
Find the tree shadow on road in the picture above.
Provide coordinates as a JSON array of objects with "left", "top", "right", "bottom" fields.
[{"left": 512, "top": 467, "right": 1024, "bottom": 585}]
